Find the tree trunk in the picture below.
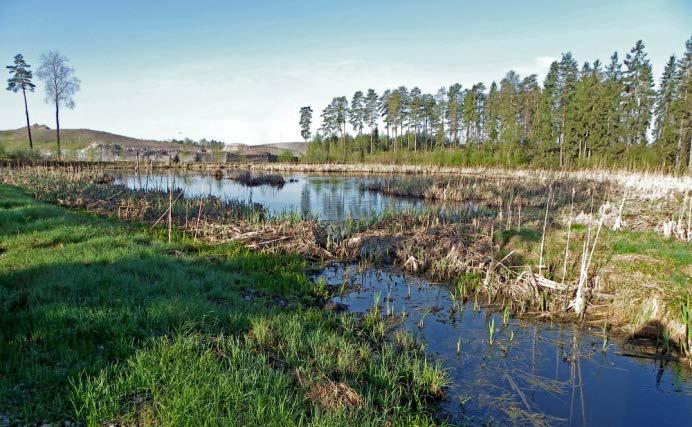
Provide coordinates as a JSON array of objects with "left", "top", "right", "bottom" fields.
[
  {"left": 370, "top": 128, "right": 374, "bottom": 155},
  {"left": 685, "top": 88, "right": 691, "bottom": 172},
  {"left": 342, "top": 122, "right": 346, "bottom": 163},
  {"left": 559, "top": 112, "right": 566, "bottom": 167},
  {"left": 22, "top": 87, "right": 33, "bottom": 151},
  {"left": 55, "top": 99, "right": 61, "bottom": 160}
]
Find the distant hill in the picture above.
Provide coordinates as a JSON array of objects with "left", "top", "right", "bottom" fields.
[
  {"left": 0, "top": 125, "right": 307, "bottom": 158},
  {"left": 224, "top": 142, "right": 307, "bottom": 157},
  {"left": 0, "top": 125, "right": 172, "bottom": 153}
]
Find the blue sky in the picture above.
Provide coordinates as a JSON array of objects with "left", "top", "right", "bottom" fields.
[{"left": 1, "top": 0, "right": 690, "bottom": 144}]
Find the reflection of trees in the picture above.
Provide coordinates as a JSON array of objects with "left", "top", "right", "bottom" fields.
[
  {"left": 300, "top": 184, "right": 311, "bottom": 218},
  {"left": 118, "top": 174, "right": 494, "bottom": 221}
]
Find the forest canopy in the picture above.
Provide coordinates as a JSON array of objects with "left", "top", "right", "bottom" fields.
[{"left": 305, "top": 38, "right": 692, "bottom": 172}]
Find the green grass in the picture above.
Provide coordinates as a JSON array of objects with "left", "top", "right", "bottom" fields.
[
  {"left": 0, "top": 185, "right": 446, "bottom": 426},
  {"left": 0, "top": 129, "right": 85, "bottom": 154},
  {"left": 498, "top": 223, "right": 691, "bottom": 343}
]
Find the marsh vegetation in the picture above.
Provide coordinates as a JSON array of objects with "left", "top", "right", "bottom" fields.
[{"left": 1, "top": 163, "right": 690, "bottom": 425}]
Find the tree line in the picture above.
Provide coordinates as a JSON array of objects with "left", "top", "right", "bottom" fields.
[
  {"left": 169, "top": 138, "right": 225, "bottom": 149},
  {"left": 301, "top": 38, "right": 691, "bottom": 172},
  {"left": 6, "top": 51, "right": 80, "bottom": 159}
]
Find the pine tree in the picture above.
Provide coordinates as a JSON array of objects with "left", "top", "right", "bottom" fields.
[
  {"left": 446, "top": 83, "right": 462, "bottom": 144},
  {"left": 299, "top": 106, "right": 313, "bottom": 142},
  {"left": 497, "top": 71, "right": 521, "bottom": 164},
  {"left": 622, "top": 40, "right": 655, "bottom": 148},
  {"left": 421, "top": 93, "right": 437, "bottom": 150},
  {"left": 538, "top": 62, "right": 560, "bottom": 166},
  {"left": 672, "top": 36, "right": 691, "bottom": 171},
  {"left": 461, "top": 87, "right": 476, "bottom": 145},
  {"left": 409, "top": 87, "right": 422, "bottom": 151},
  {"left": 363, "top": 89, "right": 380, "bottom": 154},
  {"left": 319, "top": 99, "right": 336, "bottom": 137},
  {"left": 6, "top": 54, "right": 36, "bottom": 151},
  {"left": 349, "top": 91, "right": 365, "bottom": 135},
  {"left": 518, "top": 74, "right": 541, "bottom": 155},
  {"left": 573, "top": 61, "right": 608, "bottom": 163},
  {"left": 335, "top": 96, "right": 348, "bottom": 161},
  {"left": 557, "top": 53, "right": 579, "bottom": 166},
  {"left": 603, "top": 52, "right": 625, "bottom": 161},
  {"left": 387, "top": 89, "right": 402, "bottom": 150},
  {"left": 485, "top": 82, "right": 500, "bottom": 146},
  {"left": 319, "top": 100, "right": 338, "bottom": 148},
  {"left": 653, "top": 56, "right": 679, "bottom": 166},
  {"left": 433, "top": 87, "right": 447, "bottom": 148},
  {"left": 472, "top": 83, "right": 486, "bottom": 148},
  {"left": 379, "top": 89, "right": 392, "bottom": 145}
]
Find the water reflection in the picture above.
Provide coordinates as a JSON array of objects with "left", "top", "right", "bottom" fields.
[
  {"left": 318, "top": 264, "right": 692, "bottom": 426},
  {"left": 116, "top": 172, "right": 463, "bottom": 221}
]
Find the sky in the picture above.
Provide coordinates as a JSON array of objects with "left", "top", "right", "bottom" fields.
[{"left": 0, "top": 0, "right": 690, "bottom": 144}]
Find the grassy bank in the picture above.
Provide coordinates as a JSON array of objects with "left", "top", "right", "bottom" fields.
[
  {"left": 0, "top": 185, "right": 447, "bottom": 426},
  {"left": 498, "top": 226, "right": 691, "bottom": 347}
]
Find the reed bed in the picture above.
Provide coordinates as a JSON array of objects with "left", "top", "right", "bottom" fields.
[
  {"left": 227, "top": 170, "right": 286, "bottom": 187},
  {"left": 360, "top": 175, "right": 691, "bottom": 240},
  {"left": 359, "top": 175, "right": 602, "bottom": 208},
  {"left": 243, "top": 162, "right": 692, "bottom": 195},
  {"left": 1, "top": 166, "right": 266, "bottom": 226}
]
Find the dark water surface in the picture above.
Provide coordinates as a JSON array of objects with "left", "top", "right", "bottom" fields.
[{"left": 318, "top": 265, "right": 692, "bottom": 426}]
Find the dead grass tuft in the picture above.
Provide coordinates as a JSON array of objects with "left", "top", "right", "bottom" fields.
[{"left": 295, "top": 370, "right": 364, "bottom": 411}]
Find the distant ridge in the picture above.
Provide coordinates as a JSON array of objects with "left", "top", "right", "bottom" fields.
[{"left": 0, "top": 125, "right": 307, "bottom": 157}]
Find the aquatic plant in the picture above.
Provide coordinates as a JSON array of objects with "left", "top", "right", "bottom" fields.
[
  {"left": 488, "top": 318, "right": 495, "bottom": 345},
  {"left": 386, "top": 286, "right": 393, "bottom": 316},
  {"left": 418, "top": 308, "right": 432, "bottom": 329},
  {"left": 502, "top": 306, "right": 511, "bottom": 326},
  {"left": 372, "top": 291, "right": 381, "bottom": 313},
  {"left": 662, "top": 330, "right": 672, "bottom": 354}
]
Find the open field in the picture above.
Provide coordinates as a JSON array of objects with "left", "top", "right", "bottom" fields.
[{"left": 0, "top": 184, "right": 447, "bottom": 425}]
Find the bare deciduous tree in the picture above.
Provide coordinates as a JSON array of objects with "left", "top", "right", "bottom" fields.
[{"left": 36, "top": 51, "right": 80, "bottom": 159}]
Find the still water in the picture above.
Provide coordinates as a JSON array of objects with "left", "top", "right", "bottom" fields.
[
  {"left": 319, "top": 265, "right": 692, "bottom": 426},
  {"left": 115, "top": 172, "right": 480, "bottom": 221}
]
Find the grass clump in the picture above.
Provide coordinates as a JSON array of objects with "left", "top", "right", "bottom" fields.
[
  {"left": 0, "top": 184, "right": 446, "bottom": 426},
  {"left": 229, "top": 170, "right": 286, "bottom": 187}
]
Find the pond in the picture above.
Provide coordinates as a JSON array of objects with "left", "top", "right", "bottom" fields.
[
  {"left": 116, "top": 170, "right": 691, "bottom": 425},
  {"left": 318, "top": 265, "right": 692, "bottom": 426},
  {"left": 114, "top": 171, "right": 488, "bottom": 221}
]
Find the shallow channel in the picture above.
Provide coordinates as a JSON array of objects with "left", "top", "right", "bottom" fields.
[{"left": 317, "top": 264, "right": 692, "bottom": 426}]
